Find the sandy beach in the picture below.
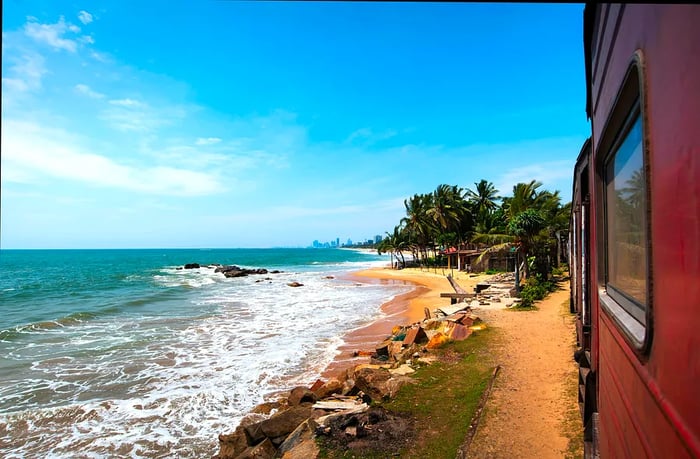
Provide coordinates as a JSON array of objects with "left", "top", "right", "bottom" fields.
[
  {"left": 322, "top": 267, "right": 488, "bottom": 377},
  {"left": 323, "top": 266, "right": 579, "bottom": 458}
]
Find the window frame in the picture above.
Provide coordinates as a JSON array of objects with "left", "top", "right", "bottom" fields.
[{"left": 596, "top": 50, "right": 653, "bottom": 354}]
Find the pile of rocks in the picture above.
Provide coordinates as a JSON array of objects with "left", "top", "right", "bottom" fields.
[
  {"left": 214, "top": 304, "right": 483, "bottom": 459},
  {"left": 177, "top": 263, "right": 283, "bottom": 278}
]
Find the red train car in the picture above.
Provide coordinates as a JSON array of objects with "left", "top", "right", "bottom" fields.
[{"left": 571, "top": 3, "right": 700, "bottom": 457}]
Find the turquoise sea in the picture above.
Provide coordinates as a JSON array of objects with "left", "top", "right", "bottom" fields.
[{"left": 0, "top": 248, "right": 409, "bottom": 458}]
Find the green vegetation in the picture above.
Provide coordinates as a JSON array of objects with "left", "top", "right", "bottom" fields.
[
  {"left": 514, "top": 276, "right": 558, "bottom": 309},
  {"left": 559, "top": 300, "right": 585, "bottom": 459},
  {"left": 319, "top": 329, "right": 497, "bottom": 459},
  {"left": 377, "top": 179, "right": 570, "bottom": 283}
]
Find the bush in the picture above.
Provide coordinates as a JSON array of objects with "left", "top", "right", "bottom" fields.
[{"left": 518, "top": 276, "right": 555, "bottom": 308}]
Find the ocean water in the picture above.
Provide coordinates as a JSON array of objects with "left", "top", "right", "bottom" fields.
[{"left": 0, "top": 248, "right": 411, "bottom": 458}]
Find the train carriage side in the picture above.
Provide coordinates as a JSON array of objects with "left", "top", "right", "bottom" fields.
[{"left": 581, "top": 3, "right": 700, "bottom": 457}]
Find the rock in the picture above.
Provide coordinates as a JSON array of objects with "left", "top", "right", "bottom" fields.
[
  {"left": 309, "top": 379, "right": 324, "bottom": 392},
  {"left": 250, "top": 402, "right": 280, "bottom": 415},
  {"left": 277, "top": 419, "right": 319, "bottom": 459},
  {"left": 402, "top": 327, "right": 428, "bottom": 346},
  {"left": 383, "top": 376, "right": 415, "bottom": 398},
  {"left": 217, "top": 426, "right": 249, "bottom": 459},
  {"left": 234, "top": 437, "right": 276, "bottom": 459},
  {"left": 287, "top": 282, "right": 304, "bottom": 287},
  {"left": 224, "top": 270, "right": 248, "bottom": 278},
  {"left": 260, "top": 406, "right": 314, "bottom": 439},
  {"left": 444, "top": 322, "right": 472, "bottom": 341},
  {"left": 313, "top": 378, "right": 343, "bottom": 399},
  {"left": 324, "top": 275, "right": 334, "bottom": 279},
  {"left": 427, "top": 332, "right": 450, "bottom": 349},
  {"left": 353, "top": 367, "right": 392, "bottom": 402},
  {"left": 375, "top": 339, "right": 393, "bottom": 356},
  {"left": 387, "top": 341, "right": 404, "bottom": 361},
  {"left": 288, "top": 386, "right": 318, "bottom": 406},
  {"left": 270, "top": 270, "right": 282, "bottom": 274},
  {"left": 184, "top": 263, "right": 200, "bottom": 269},
  {"left": 215, "top": 265, "right": 239, "bottom": 273},
  {"left": 388, "top": 364, "right": 415, "bottom": 376}
]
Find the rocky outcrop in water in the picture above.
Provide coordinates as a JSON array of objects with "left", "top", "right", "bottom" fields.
[{"left": 179, "top": 264, "right": 283, "bottom": 277}]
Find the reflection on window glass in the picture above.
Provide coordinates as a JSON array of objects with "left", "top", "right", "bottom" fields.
[{"left": 605, "top": 114, "right": 647, "bottom": 323}]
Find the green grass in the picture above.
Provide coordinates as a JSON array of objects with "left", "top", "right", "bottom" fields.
[
  {"left": 559, "top": 300, "right": 585, "bottom": 459},
  {"left": 319, "top": 328, "right": 497, "bottom": 459}
]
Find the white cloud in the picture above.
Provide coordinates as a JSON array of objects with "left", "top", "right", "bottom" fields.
[
  {"left": 109, "top": 98, "right": 143, "bottom": 107},
  {"left": 81, "top": 35, "right": 95, "bottom": 44},
  {"left": 101, "top": 100, "right": 186, "bottom": 132},
  {"left": 346, "top": 127, "right": 397, "bottom": 145},
  {"left": 78, "top": 11, "right": 93, "bottom": 25},
  {"left": 195, "top": 137, "right": 222, "bottom": 145},
  {"left": 2, "top": 120, "right": 225, "bottom": 196},
  {"left": 24, "top": 16, "right": 79, "bottom": 52},
  {"left": 1, "top": 52, "right": 46, "bottom": 92},
  {"left": 75, "top": 83, "right": 105, "bottom": 99},
  {"left": 495, "top": 160, "right": 574, "bottom": 196}
]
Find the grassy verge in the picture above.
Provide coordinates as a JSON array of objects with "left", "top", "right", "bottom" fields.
[
  {"left": 559, "top": 299, "right": 584, "bottom": 459},
  {"left": 319, "top": 328, "right": 497, "bottom": 459}
]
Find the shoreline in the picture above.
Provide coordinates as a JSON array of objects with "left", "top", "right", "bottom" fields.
[{"left": 321, "top": 267, "right": 486, "bottom": 378}]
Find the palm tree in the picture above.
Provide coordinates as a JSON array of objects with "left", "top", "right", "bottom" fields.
[
  {"left": 503, "top": 180, "right": 543, "bottom": 219},
  {"left": 467, "top": 179, "right": 499, "bottom": 216},
  {"left": 401, "top": 193, "right": 433, "bottom": 267}
]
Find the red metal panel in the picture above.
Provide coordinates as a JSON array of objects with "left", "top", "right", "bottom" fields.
[
  {"left": 599, "top": 315, "right": 694, "bottom": 458},
  {"left": 588, "top": 4, "right": 700, "bottom": 457}
]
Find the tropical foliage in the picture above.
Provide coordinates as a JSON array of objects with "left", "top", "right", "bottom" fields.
[{"left": 377, "top": 179, "right": 570, "bottom": 284}]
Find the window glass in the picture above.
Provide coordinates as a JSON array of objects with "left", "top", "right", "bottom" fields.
[{"left": 605, "top": 113, "right": 647, "bottom": 324}]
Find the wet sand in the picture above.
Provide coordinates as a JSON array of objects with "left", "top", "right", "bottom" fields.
[{"left": 321, "top": 267, "right": 487, "bottom": 378}]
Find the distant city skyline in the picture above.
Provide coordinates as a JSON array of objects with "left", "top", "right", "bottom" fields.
[{"left": 310, "top": 235, "right": 382, "bottom": 248}]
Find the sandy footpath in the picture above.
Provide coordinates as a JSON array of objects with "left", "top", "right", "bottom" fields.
[
  {"left": 325, "top": 267, "right": 579, "bottom": 458},
  {"left": 466, "top": 286, "right": 578, "bottom": 458}
]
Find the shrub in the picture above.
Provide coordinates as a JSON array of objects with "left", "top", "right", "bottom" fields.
[{"left": 518, "top": 276, "right": 555, "bottom": 308}]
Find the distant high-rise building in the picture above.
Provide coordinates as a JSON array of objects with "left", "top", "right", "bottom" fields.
[
  {"left": 336, "top": 237, "right": 340, "bottom": 247},
  {"left": 313, "top": 240, "right": 320, "bottom": 248},
  {"left": 347, "top": 238, "right": 353, "bottom": 246},
  {"left": 374, "top": 235, "right": 382, "bottom": 244}
]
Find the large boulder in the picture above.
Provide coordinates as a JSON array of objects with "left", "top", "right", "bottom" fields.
[
  {"left": 353, "top": 367, "right": 392, "bottom": 402},
  {"left": 313, "top": 378, "right": 343, "bottom": 399},
  {"left": 215, "top": 265, "right": 240, "bottom": 273},
  {"left": 276, "top": 418, "right": 319, "bottom": 459},
  {"left": 234, "top": 438, "right": 276, "bottom": 459},
  {"left": 216, "top": 426, "right": 249, "bottom": 459},
  {"left": 287, "top": 386, "right": 318, "bottom": 406},
  {"left": 184, "top": 263, "right": 200, "bottom": 269},
  {"left": 251, "top": 406, "right": 315, "bottom": 440}
]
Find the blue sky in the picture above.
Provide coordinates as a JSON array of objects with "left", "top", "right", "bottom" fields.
[{"left": 2, "top": 2, "right": 590, "bottom": 249}]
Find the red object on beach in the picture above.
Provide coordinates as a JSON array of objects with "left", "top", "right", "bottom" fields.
[{"left": 571, "top": 4, "right": 700, "bottom": 457}]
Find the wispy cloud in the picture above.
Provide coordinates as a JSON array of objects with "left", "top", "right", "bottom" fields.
[
  {"left": 495, "top": 160, "right": 574, "bottom": 196},
  {"left": 101, "top": 99, "right": 186, "bottom": 132},
  {"left": 74, "top": 83, "right": 104, "bottom": 99},
  {"left": 196, "top": 137, "right": 222, "bottom": 145},
  {"left": 78, "top": 10, "right": 93, "bottom": 25},
  {"left": 2, "top": 120, "right": 225, "bottom": 196},
  {"left": 24, "top": 16, "right": 80, "bottom": 52},
  {"left": 109, "top": 98, "right": 143, "bottom": 107},
  {"left": 1, "top": 51, "right": 46, "bottom": 92},
  {"left": 345, "top": 127, "right": 398, "bottom": 145}
]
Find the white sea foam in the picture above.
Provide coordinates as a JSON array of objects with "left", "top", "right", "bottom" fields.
[{"left": 0, "top": 261, "right": 412, "bottom": 457}]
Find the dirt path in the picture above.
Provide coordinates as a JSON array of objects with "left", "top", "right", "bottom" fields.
[{"left": 466, "top": 285, "right": 580, "bottom": 459}]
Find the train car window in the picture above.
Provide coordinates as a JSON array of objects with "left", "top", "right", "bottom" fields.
[
  {"left": 604, "top": 111, "right": 646, "bottom": 322},
  {"left": 597, "top": 53, "right": 651, "bottom": 351}
]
